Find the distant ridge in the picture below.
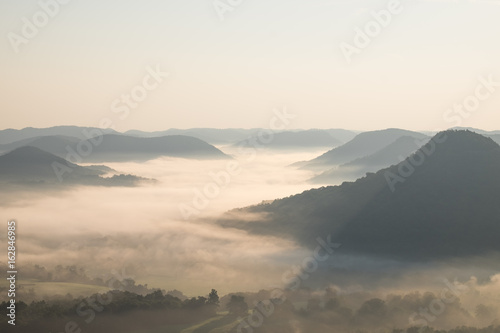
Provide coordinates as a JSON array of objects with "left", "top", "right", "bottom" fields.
[
  {"left": 0, "top": 134, "right": 230, "bottom": 162},
  {"left": 235, "top": 130, "right": 343, "bottom": 149},
  {"left": 0, "top": 126, "right": 117, "bottom": 145},
  {"left": 126, "top": 128, "right": 357, "bottom": 145},
  {"left": 220, "top": 130, "right": 500, "bottom": 261},
  {"left": 0, "top": 146, "right": 151, "bottom": 187},
  {"left": 311, "top": 136, "right": 423, "bottom": 183},
  {"left": 297, "top": 128, "right": 428, "bottom": 170}
]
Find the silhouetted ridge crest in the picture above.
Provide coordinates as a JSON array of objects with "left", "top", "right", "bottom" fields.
[
  {"left": 220, "top": 130, "right": 500, "bottom": 261},
  {"left": 0, "top": 146, "right": 149, "bottom": 187}
]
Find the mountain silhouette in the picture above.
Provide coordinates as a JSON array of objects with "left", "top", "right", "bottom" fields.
[
  {"left": 311, "top": 135, "right": 424, "bottom": 183},
  {"left": 220, "top": 130, "right": 500, "bottom": 261},
  {"left": 488, "top": 134, "right": 500, "bottom": 145},
  {"left": 0, "top": 135, "right": 82, "bottom": 155},
  {"left": 0, "top": 146, "right": 150, "bottom": 187},
  {"left": 125, "top": 128, "right": 262, "bottom": 144},
  {"left": 235, "top": 130, "right": 343, "bottom": 149},
  {"left": 0, "top": 126, "right": 116, "bottom": 145},
  {"left": 125, "top": 128, "right": 356, "bottom": 145},
  {"left": 0, "top": 134, "right": 230, "bottom": 162},
  {"left": 295, "top": 129, "right": 428, "bottom": 170}
]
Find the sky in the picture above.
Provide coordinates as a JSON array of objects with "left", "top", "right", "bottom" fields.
[{"left": 1, "top": 0, "right": 499, "bottom": 132}]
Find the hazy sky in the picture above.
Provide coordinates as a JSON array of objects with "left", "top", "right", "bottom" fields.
[{"left": 1, "top": 0, "right": 499, "bottom": 132}]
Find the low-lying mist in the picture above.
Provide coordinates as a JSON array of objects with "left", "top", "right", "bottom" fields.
[
  {"left": 1, "top": 145, "right": 499, "bottom": 313},
  {"left": 0, "top": 148, "right": 328, "bottom": 297}
]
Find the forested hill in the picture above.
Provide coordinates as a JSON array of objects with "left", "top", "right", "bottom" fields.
[{"left": 219, "top": 130, "right": 500, "bottom": 261}]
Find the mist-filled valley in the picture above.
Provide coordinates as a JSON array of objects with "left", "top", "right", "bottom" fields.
[
  {"left": 0, "top": 144, "right": 326, "bottom": 295},
  {"left": 0, "top": 126, "right": 499, "bottom": 333},
  {"left": 4, "top": 0, "right": 500, "bottom": 330}
]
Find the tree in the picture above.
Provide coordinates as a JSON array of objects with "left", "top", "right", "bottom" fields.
[
  {"left": 208, "top": 289, "right": 220, "bottom": 306},
  {"left": 226, "top": 295, "right": 248, "bottom": 316},
  {"left": 357, "top": 298, "right": 387, "bottom": 317},
  {"left": 183, "top": 296, "right": 207, "bottom": 309}
]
